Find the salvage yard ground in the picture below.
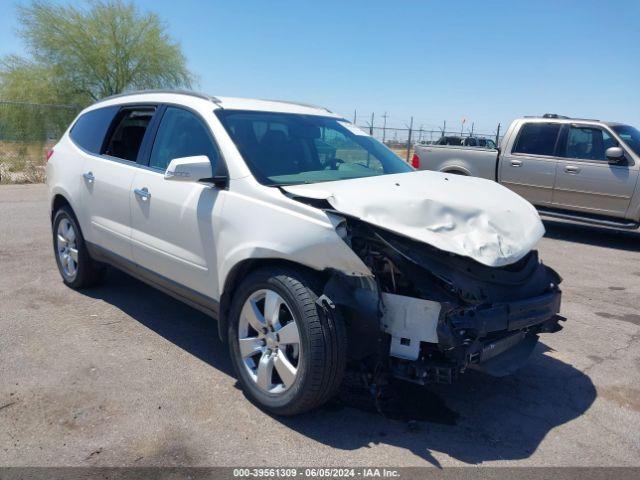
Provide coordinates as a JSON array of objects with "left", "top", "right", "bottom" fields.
[{"left": 0, "top": 184, "right": 639, "bottom": 467}]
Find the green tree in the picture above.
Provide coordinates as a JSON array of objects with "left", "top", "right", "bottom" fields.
[
  {"left": 1, "top": 0, "right": 194, "bottom": 105},
  {"left": 0, "top": 0, "right": 194, "bottom": 181}
]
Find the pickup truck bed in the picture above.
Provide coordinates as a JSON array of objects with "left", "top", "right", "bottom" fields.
[{"left": 412, "top": 144, "right": 499, "bottom": 179}]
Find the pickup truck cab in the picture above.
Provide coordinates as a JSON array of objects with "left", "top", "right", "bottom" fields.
[{"left": 414, "top": 115, "right": 640, "bottom": 229}]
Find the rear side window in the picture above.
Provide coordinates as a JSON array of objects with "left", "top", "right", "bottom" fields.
[
  {"left": 69, "top": 106, "right": 119, "bottom": 154},
  {"left": 103, "top": 107, "right": 156, "bottom": 162},
  {"left": 513, "top": 123, "right": 561, "bottom": 156}
]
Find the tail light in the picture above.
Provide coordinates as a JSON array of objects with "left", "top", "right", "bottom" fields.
[
  {"left": 45, "top": 148, "right": 54, "bottom": 162},
  {"left": 411, "top": 152, "right": 420, "bottom": 169}
]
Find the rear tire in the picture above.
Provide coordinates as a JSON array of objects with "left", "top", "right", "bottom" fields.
[
  {"left": 228, "top": 268, "right": 346, "bottom": 416},
  {"left": 52, "top": 206, "right": 106, "bottom": 289}
]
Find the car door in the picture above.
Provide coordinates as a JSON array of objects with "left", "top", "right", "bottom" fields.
[
  {"left": 553, "top": 124, "right": 638, "bottom": 218},
  {"left": 499, "top": 122, "right": 562, "bottom": 206},
  {"left": 79, "top": 105, "right": 158, "bottom": 260},
  {"left": 130, "top": 105, "right": 225, "bottom": 300}
]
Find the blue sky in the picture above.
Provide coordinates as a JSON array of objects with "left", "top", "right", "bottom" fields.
[{"left": 1, "top": 0, "right": 639, "bottom": 134}]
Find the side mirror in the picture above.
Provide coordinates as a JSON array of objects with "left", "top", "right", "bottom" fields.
[
  {"left": 164, "top": 155, "right": 213, "bottom": 182},
  {"left": 605, "top": 146, "right": 625, "bottom": 164}
]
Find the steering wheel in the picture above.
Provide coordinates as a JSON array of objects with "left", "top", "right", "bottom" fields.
[{"left": 329, "top": 157, "right": 345, "bottom": 170}]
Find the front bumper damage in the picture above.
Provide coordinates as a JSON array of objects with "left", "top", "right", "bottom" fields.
[
  {"left": 319, "top": 215, "right": 564, "bottom": 385},
  {"left": 390, "top": 290, "right": 563, "bottom": 384}
]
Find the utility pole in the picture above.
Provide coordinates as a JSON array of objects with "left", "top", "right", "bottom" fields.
[
  {"left": 405, "top": 116, "right": 413, "bottom": 163},
  {"left": 369, "top": 112, "right": 375, "bottom": 135},
  {"left": 381, "top": 111, "right": 388, "bottom": 143},
  {"left": 353, "top": 109, "right": 357, "bottom": 124},
  {"left": 442, "top": 120, "right": 446, "bottom": 139},
  {"left": 495, "top": 122, "right": 501, "bottom": 146},
  {"left": 471, "top": 122, "right": 474, "bottom": 136}
]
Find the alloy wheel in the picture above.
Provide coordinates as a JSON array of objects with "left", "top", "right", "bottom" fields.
[
  {"left": 56, "top": 218, "right": 78, "bottom": 280},
  {"left": 237, "top": 289, "right": 302, "bottom": 394}
]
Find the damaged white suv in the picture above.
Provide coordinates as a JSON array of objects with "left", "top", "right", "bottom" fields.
[{"left": 46, "top": 90, "right": 563, "bottom": 415}]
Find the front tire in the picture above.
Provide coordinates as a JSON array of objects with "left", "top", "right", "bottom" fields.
[
  {"left": 52, "top": 206, "right": 106, "bottom": 289},
  {"left": 228, "top": 268, "right": 346, "bottom": 416}
]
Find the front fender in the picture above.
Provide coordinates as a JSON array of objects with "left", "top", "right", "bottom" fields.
[
  {"left": 218, "top": 231, "right": 371, "bottom": 297},
  {"left": 216, "top": 187, "right": 372, "bottom": 300}
]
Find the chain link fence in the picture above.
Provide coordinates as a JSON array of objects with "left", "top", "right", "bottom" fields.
[
  {"left": 0, "top": 100, "right": 504, "bottom": 183},
  {"left": 356, "top": 121, "right": 503, "bottom": 162},
  {"left": 0, "top": 101, "right": 80, "bottom": 183}
]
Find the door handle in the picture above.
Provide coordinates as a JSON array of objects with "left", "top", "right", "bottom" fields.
[
  {"left": 82, "top": 171, "right": 95, "bottom": 183},
  {"left": 564, "top": 165, "right": 581, "bottom": 174},
  {"left": 510, "top": 159, "right": 523, "bottom": 167},
  {"left": 134, "top": 187, "right": 151, "bottom": 201}
]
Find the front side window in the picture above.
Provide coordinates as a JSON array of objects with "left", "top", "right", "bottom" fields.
[
  {"left": 612, "top": 124, "right": 640, "bottom": 157},
  {"left": 103, "top": 107, "right": 155, "bottom": 161},
  {"left": 513, "top": 123, "right": 561, "bottom": 156},
  {"left": 69, "top": 106, "right": 119, "bottom": 154},
  {"left": 216, "top": 111, "right": 412, "bottom": 186},
  {"left": 149, "top": 107, "right": 219, "bottom": 171},
  {"left": 563, "top": 127, "right": 616, "bottom": 161}
]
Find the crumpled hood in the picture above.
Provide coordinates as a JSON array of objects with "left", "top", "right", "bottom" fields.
[{"left": 282, "top": 170, "right": 545, "bottom": 267}]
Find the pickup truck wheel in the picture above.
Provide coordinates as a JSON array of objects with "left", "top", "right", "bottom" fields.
[
  {"left": 228, "top": 268, "right": 346, "bottom": 416},
  {"left": 52, "top": 206, "right": 106, "bottom": 289}
]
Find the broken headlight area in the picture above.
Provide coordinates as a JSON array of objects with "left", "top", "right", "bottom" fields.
[{"left": 328, "top": 216, "right": 563, "bottom": 385}]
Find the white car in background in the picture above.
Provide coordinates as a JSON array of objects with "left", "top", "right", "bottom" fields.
[{"left": 46, "top": 90, "right": 563, "bottom": 415}]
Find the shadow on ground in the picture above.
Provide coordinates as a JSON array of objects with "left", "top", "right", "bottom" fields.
[
  {"left": 84, "top": 269, "right": 596, "bottom": 467},
  {"left": 543, "top": 219, "right": 640, "bottom": 252},
  {"left": 281, "top": 342, "right": 596, "bottom": 466},
  {"left": 84, "top": 269, "right": 234, "bottom": 378}
]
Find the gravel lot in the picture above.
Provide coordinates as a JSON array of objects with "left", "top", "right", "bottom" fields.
[{"left": 1, "top": 184, "right": 639, "bottom": 467}]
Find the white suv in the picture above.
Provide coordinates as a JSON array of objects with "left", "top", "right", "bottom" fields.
[{"left": 47, "top": 90, "right": 563, "bottom": 415}]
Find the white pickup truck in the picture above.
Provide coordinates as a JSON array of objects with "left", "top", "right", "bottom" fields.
[{"left": 413, "top": 115, "right": 640, "bottom": 229}]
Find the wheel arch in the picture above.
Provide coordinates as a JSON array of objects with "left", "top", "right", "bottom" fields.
[
  {"left": 50, "top": 187, "right": 80, "bottom": 223},
  {"left": 51, "top": 193, "right": 72, "bottom": 220},
  {"left": 441, "top": 167, "right": 470, "bottom": 175},
  {"left": 217, "top": 258, "right": 329, "bottom": 343}
]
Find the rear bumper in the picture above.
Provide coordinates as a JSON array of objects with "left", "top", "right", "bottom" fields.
[{"left": 390, "top": 289, "right": 563, "bottom": 384}]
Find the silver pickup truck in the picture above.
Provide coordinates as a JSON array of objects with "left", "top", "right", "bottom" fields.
[{"left": 413, "top": 114, "right": 640, "bottom": 229}]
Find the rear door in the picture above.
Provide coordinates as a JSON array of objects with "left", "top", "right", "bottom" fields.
[
  {"left": 553, "top": 124, "right": 638, "bottom": 218},
  {"left": 130, "top": 105, "right": 225, "bottom": 299},
  {"left": 77, "top": 105, "right": 157, "bottom": 260},
  {"left": 499, "top": 122, "right": 562, "bottom": 206}
]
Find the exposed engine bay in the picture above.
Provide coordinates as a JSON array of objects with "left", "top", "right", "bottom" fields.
[{"left": 320, "top": 214, "right": 563, "bottom": 385}]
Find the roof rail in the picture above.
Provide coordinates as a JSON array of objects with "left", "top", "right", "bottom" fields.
[
  {"left": 96, "top": 89, "right": 221, "bottom": 105},
  {"left": 523, "top": 114, "right": 601, "bottom": 122},
  {"left": 568, "top": 117, "right": 601, "bottom": 122},
  {"left": 262, "top": 98, "right": 332, "bottom": 113}
]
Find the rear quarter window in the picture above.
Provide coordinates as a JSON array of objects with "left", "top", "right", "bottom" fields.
[
  {"left": 69, "top": 106, "right": 119, "bottom": 154},
  {"left": 513, "top": 123, "right": 562, "bottom": 156}
]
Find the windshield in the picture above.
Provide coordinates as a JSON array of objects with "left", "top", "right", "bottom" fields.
[
  {"left": 216, "top": 110, "right": 413, "bottom": 186},
  {"left": 612, "top": 124, "right": 640, "bottom": 156}
]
